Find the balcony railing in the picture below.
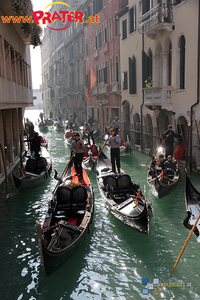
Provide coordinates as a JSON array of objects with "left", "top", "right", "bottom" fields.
[
  {"left": 138, "top": 4, "right": 174, "bottom": 38},
  {"left": 143, "top": 86, "right": 173, "bottom": 111}
]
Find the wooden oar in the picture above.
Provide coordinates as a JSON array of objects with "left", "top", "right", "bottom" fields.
[
  {"left": 145, "top": 135, "right": 169, "bottom": 166},
  {"left": 53, "top": 131, "right": 86, "bottom": 194},
  {"left": 154, "top": 212, "right": 200, "bottom": 297},
  {"left": 88, "top": 135, "right": 110, "bottom": 177},
  {"left": 94, "top": 130, "right": 109, "bottom": 141}
]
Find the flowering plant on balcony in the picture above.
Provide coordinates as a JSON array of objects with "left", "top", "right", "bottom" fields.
[
  {"left": 11, "top": 0, "right": 42, "bottom": 47},
  {"left": 145, "top": 76, "right": 154, "bottom": 88}
]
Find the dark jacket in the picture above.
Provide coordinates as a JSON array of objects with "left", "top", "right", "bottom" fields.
[{"left": 163, "top": 129, "right": 179, "bottom": 148}]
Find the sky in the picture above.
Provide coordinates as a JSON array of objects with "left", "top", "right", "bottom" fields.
[{"left": 30, "top": 0, "right": 51, "bottom": 89}]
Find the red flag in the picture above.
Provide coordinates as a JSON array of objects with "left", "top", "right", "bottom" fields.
[
  {"left": 173, "top": 142, "right": 187, "bottom": 163},
  {"left": 86, "top": 66, "right": 97, "bottom": 102}
]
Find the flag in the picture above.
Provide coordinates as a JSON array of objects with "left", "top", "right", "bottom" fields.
[
  {"left": 86, "top": 66, "right": 97, "bottom": 102},
  {"left": 173, "top": 142, "right": 187, "bottom": 163}
]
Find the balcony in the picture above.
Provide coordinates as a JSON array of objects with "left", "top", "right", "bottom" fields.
[
  {"left": 143, "top": 86, "right": 173, "bottom": 111},
  {"left": 47, "top": 78, "right": 54, "bottom": 88},
  {"left": 94, "top": 49, "right": 98, "bottom": 59},
  {"left": 103, "top": 43, "right": 108, "bottom": 54},
  {"left": 138, "top": 4, "right": 174, "bottom": 39},
  {"left": 55, "top": 74, "right": 65, "bottom": 86},
  {"left": 92, "top": 84, "right": 108, "bottom": 95}
]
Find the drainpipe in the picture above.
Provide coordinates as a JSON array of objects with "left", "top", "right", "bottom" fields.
[
  {"left": 141, "top": 33, "right": 144, "bottom": 150},
  {"left": 190, "top": 0, "right": 200, "bottom": 171}
]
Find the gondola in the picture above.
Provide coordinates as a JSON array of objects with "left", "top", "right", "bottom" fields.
[
  {"left": 82, "top": 144, "right": 99, "bottom": 168},
  {"left": 64, "top": 131, "right": 78, "bottom": 144},
  {"left": 11, "top": 147, "right": 52, "bottom": 191},
  {"left": 96, "top": 151, "right": 153, "bottom": 234},
  {"left": 183, "top": 173, "right": 200, "bottom": 245},
  {"left": 39, "top": 122, "right": 48, "bottom": 131},
  {"left": 54, "top": 121, "right": 64, "bottom": 131},
  {"left": 36, "top": 158, "right": 94, "bottom": 277},
  {"left": 147, "top": 157, "right": 180, "bottom": 198}
]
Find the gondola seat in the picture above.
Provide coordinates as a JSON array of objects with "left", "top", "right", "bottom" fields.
[
  {"left": 90, "top": 144, "right": 98, "bottom": 156},
  {"left": 117, "top": 175, "right": 132, "bottom": 191},
  {"left": 83, "top": 145, "right": 90, "bottom": 159},
  {"left": 56, "top": 186, "right": 71, "bottom": 210},
  {"left": 26, "top": 159, "right": 37, "bottom": 173},
  {"left": 72, "top": 186, "right": 88, "bottom": 210},
  {"left": 103, "top": 176, "right": 118, "bottom": 191},
  {"left": 36, "top": 157, "right": 46, "bottom": 172}
]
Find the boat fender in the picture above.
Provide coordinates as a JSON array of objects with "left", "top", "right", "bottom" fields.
[{"left": 159, "top": 170, "right": 164, "bottom": 182}]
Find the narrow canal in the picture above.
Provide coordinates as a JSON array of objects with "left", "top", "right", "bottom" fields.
[{"left": 0, "top": 110, "right": 200, "bottom": 300}]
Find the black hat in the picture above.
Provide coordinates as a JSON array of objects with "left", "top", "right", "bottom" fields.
[{"left": 74, "top": 132, "right": 80, "bottom": 137}]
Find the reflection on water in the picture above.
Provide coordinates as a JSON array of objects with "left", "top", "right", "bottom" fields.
[{"left": 0, "top": 110, "right": 200, "bottom": 299}]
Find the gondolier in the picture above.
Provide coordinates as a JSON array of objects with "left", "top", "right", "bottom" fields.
[
  {"left": 162, "top": 125, "right": 182, "bottom": 158},
  {"left": 107, "top": 128, "right": 121, "bottom": 174},
  {"left": 110, "top": 116, "right": 125, "bottom": 134},
  {"left": 84, "top": 122, "right": 94, "bottom": 145},
  {"left": 70, "top": 132, "right": 85, "bottom": 179}
]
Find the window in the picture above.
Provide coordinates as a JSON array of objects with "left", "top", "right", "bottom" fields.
[
  {"left": 102, "top": 24, "right": 105, "bottom": 43},
  {"left": 129, "top": 55, "right": 136, "bottom": 94},
  {"left": 122, "top": 71, "right": 128, "bottom": 90},
  {"left": 86, "top": 39, "right": 88, "bottom": 56},
  {"left": 122, "top": 20, "right": 127, "bottom": 39},
  {"left": 109, "top": 17, "right": 112, "bottom": 40},
  {"left": 95, "top": 31, "right": 98, "bottom": 49},
  {"left": 129, "top": 5, "right": 136, "bottom": 34},
  {"left": 98, "top": 27, "right": 102, "bottom": 47},
  {"left": 179, "top": 35, "right": 185, "bottom": 89},
  {"left": 116, "top": 56, "right": 119, "bottom": 82},
  {"left": 142, "top": 0, "right": 152, "bottom": 15},
  {"left": 104, "top": 22, "right": 107, "bottom": 43},
  {"left": 90, "top": 35, "right": 93, "bottom": 53},
  {"left": 115, "top": 15, "right": 118, "bottom": 37},
  {"left": 104, "top": 0, "right": 106, "bottom": 7},
  {"left": 110, "top": 58, "right": 113, "bottom": 82},
  {"left": 104, "top": 61, "right": 108, "bottom": 83}
]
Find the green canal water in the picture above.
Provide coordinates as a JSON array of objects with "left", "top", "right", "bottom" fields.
[{"left": 0, "top": 110, "right": 200, "bottom": 300}]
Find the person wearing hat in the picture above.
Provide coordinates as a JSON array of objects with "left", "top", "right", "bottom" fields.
[
  {"left": 70, "top": 132, "right": 85, "bottom": 179},
  {"left": 110, "top": 116, "right": 125, "bottom": 135},
  {"left": 107, "top": 128, "right": 121, "bottom": 174},
  {"left": 162, "top": 125, "right": 182, "bottom": 158},
  {"left": 163, "top": 155, "right": 176, "bottom": 177},
  {"left": 84, "top": 121, "right": 94, "bottom": 145}
]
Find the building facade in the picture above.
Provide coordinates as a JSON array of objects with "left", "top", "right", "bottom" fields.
[
  {"left": 119, "top": 0, "right": 200, "bottom": 170},
  {"left": 0, "top": 0, "right": 39, "bottom": 185},
  {"left": 41, "top": 0, "right": 87, "bottom": 125},
  {"left": 83, "top": 0, "right": 122, "bottom": 134}
]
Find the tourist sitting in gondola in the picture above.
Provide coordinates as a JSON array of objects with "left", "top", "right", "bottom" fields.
[
  {"left": 150, "top": 154, "right": 165, "bottom": 178},
  {"left": 163, "top": 155, "right": 177, "bottom": 178}
]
